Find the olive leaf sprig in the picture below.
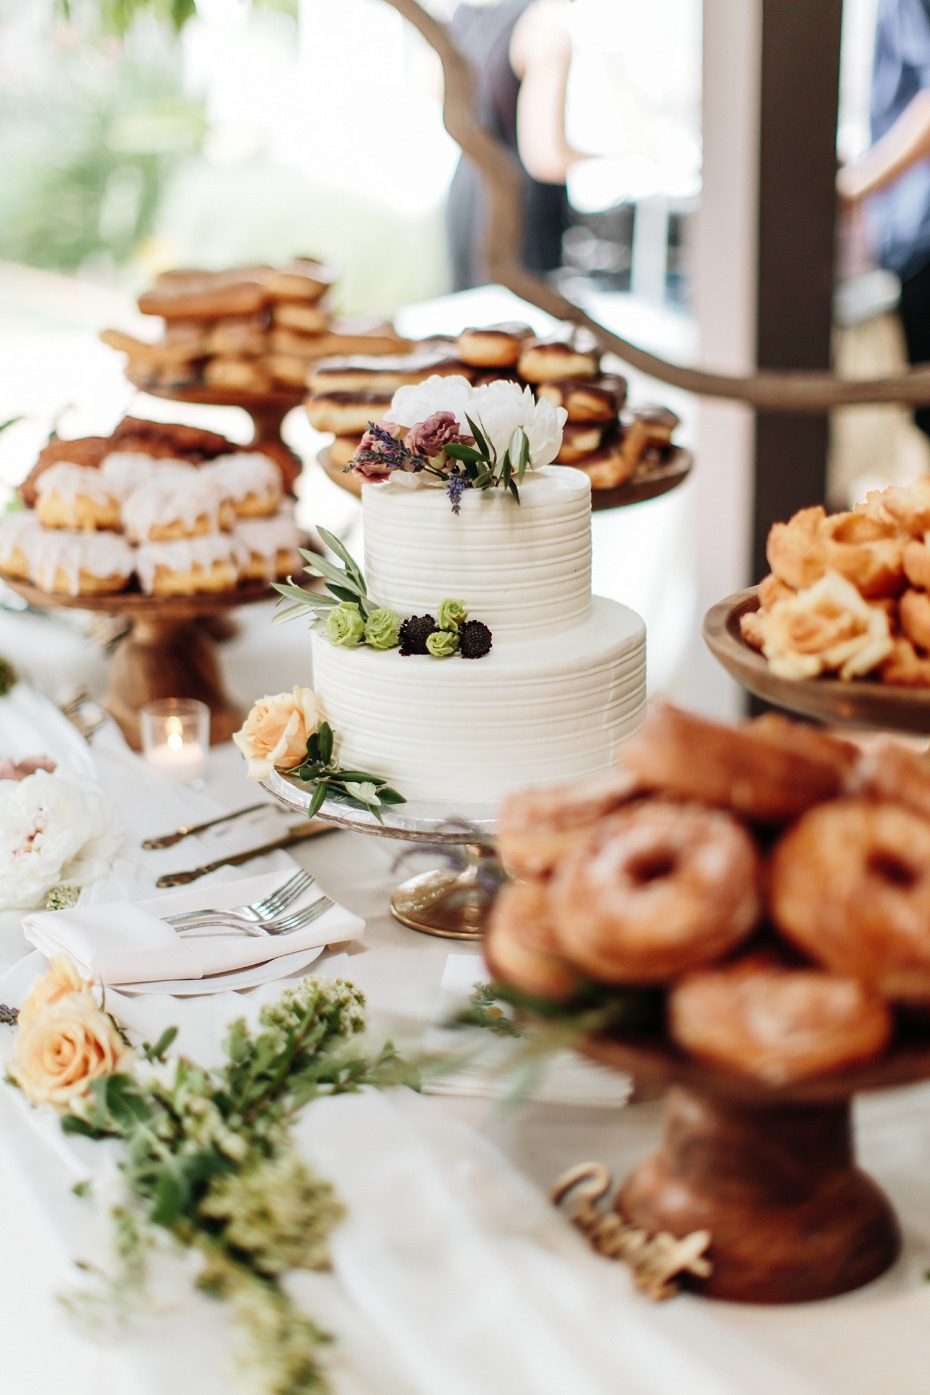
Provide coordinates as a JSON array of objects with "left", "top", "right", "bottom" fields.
[
  {"left": 272, "top": 526, "right": 372, "bottom": 627},
  {"left": 446, "top": 415, "right": 532, "bottom": 506},
  {"left": 288, "top": 721, "right": 406, "bottom": 822}
]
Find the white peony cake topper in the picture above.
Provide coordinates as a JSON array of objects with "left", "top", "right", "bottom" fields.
[{"left": 347, "top": 374, "right": 568, "bottom": 512}]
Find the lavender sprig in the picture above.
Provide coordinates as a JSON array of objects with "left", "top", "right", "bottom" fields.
[{"left": 446, "top": 470, "right": 471, "bottom": 515}]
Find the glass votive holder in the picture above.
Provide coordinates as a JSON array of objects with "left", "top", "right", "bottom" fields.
[{"left": 140, "top": 698, "right": 210, "bottom": 784}]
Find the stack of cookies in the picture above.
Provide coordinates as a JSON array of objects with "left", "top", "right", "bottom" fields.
[
  {"left": 102, "top": 259, "right": 412, "bottom": 396},
  {"left": 1, "top": 419, "right": 302, "bottom": 599},
  {"left": 305, "top": 320, "right": 681, "bottom": 490}
]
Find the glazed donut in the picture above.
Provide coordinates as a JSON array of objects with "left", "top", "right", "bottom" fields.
[
  {"left": 122, "top": 475, "right": 233, "bottom": 543},
  {"left": 99, "top": 452, "right": 194, "bottom": 501},
  {"left": 555, "top": 422, "right": 606, "bottom": 464},
  {"left": 138, "top": 268, "right": 268, "bottom": 319},
  {"left": 135, "top": 533, "right": 249, "bottom": 596},
  {"left": 201, "top": 453, "right": 283, "bottom": 519},
  {"left": 206, "top": 314, "right": 270, "bottom": 358},
  {"left": 497, "top": 767, "right": 642, "bottom": 879},
  {"left": 903, "top": 536, "right": 930, "bottom": 590},
  {"left": 767, "top": 506, "right": 905, "bottom": 598},
  {"left": 234, "top": 510, "right": 302, "bottom": 580},
  {"left": 899, "top": 588, "right": 930, "bottom": 652},
  {"left": 879, "top": 637, "right": 930, "bottom": 686},
  {"left": 34, "top": 464, "right": 121, "bottom": 532},
  {"left": 109, "top": 416, "right": 232, "bottom": 462},
  {"left": 0, "top": 513, "right": 43, "bottom": 581},
  {"left": 517, "top": 327, "right": 600, "bottom": 383},
  {"left": 868, "top": 476, "right": 930, "bottom": 536},
  {"left": 548, "top": 801, "right": 761, "bottom": 984},
  {"left": 265, "top": 354, "right": 310, "bottom": 389},
  {"left": 305, "top": 391, "right": 394, "bottom": 436},
  {"left": 620, "top": 406, "right": 680, "bottom": 473},
  {"left": 573, "top": 428, "right": 632, "bottom": 489},
  {"left": 263, "top": 257, "right": 338, "bottom": 302},
  {"left": 273, "top": 300, "right": 331, "bottom": 335},
  {"left": 769, "top": 797, "right": 930, "bottom": 1003},
  {"left": 668, "top": 958, "right": 892, "bottom": 1084},
  {"left": 620, "top": 703, "right": 859, "bottom": 823},
  {"left": 307, "top": 347, "right": 465, "bottom": 396},
  {"left": 29, "top": 528, "right": 135, "bottom": 596},
  {"left": 456, "top": 323, "right": 533, "bottom": 368},
  {"left": 536, "top": 374, "right": 627, "bottom": 422},
  {"left": 852, "top": 738, "right": 930, "bottom": 821},
  {"left": 484, "top": 881, "right": 580, "bottom": 1001}
]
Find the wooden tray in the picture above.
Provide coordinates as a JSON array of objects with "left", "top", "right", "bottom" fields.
[
  {"left": 315, "top": 445, "right": 692, "bottom": 510},
  {"left": 4, "top": 574, "right": 274, "bottom": 749},
  {"left": 703, "top": 586, "right": 930, "bottom": 733}
]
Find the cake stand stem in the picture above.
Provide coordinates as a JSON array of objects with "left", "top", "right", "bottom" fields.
[
  {"left": 618, "top": 1085, "right": 900, "bottom": 1303},
  {"left": 390, "top": 843, "right": 496, "bottom": 941},
  {"left": 103, "top": 615, "right": 243, "bottom": 750}
]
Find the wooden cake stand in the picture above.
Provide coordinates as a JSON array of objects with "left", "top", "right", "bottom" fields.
[
  {"left": 703, "top": 586, "right": 930, "bottom": 732},
  {"left": 129, "top": 380, "right": 305, "bottom": 491},
  {"left": 579, "top": 1025, "right": 930, "bottom": 1304},
  {"left": 4, "top": 576, "right": 274, "bottom": 749},
  {"left": 316, "top": 446, "right": 692, "bottom": 512}
]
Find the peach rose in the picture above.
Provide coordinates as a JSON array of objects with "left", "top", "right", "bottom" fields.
[
  {"left": 18, "top": 955, "right": 90, "bottom": 1027},
  {"left": 233, "top": 686, "right": 325, "bottom": 781},
  {"left": 10, "top": 994, "right": 132, "bottom": 1109},
  {"left": 756, "top": 571, "right": 893, "bottom": 680}
]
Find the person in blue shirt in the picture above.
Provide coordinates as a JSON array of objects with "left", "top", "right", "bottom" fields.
[{"left": 840, "top": 0, "right": 930, "bottom": 438}]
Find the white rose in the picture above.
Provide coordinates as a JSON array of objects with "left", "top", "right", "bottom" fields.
[
  {"left": 233, "top": 686, "right": 325, "bottom": 782},
  {"left": 0, "top": 771, "right": 123, "bottom": 911},
  {"left": 467, "top": 380, "right": 567, "bottom": 468},
  {"left": 386, "top": 375, "right": 476, "bottom": 432}
]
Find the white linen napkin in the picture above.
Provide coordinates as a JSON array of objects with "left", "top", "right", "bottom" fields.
[{"left": 21, "top": 870, "right": 365, "bottom": 985}]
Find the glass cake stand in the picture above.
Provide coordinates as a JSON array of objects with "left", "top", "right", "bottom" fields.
[{"left": 261, "top": 768, "right": 498, "bottom": 940}]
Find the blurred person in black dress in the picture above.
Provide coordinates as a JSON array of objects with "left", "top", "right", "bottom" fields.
[{"left": 446, "top": 0, "right": 584, "bottom": 290}]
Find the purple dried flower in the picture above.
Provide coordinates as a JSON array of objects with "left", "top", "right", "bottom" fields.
[
  {"left": 446, "top": 471, "right": 471, "bottom": 515},
  {"left": 350, "top": 421, "right": 421, "bottom": 481}
]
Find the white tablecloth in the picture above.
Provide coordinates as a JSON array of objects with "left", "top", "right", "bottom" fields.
[{"left": 1, "top": 580, "right": 929, "bottom": 1395}]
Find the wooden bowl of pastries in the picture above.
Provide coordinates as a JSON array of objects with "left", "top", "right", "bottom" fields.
[{"left": 491, "top": 703, "right": 930, "bottom": 1304}]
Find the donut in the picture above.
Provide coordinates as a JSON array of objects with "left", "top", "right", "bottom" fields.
[
  {"left": 99, "top": 452, "right": 195, "bottom": 501},
  {"left": 34, "top": 464, "right": 121, "bottom": 532},
  {"left": 767, "top": 506, "right": 905, "bottom": 598},
  {"left": 206, "top": 314, "right": 271, "bottom": 357},
  {"left": 868, "top": 476, "right": 930, "bottom": 536},
  {"left": 29, "top": 528, "right": 135, "bottom": 596},
  {"left": 879, "top": 637, "right": 930, "bottom": 686},
  {"left": 769, "top": 797, "right": 930, "bottom": 1002},
  {"left": 306, "top": 391, "right": 394, "bottom": 436},
  {"left": 548, "top": 801, "right": 761, "bottom": 983},
  {"left": 668, "top": 958, "right": 892, "bottom": 1084},
  {"left": 265, "top": 354, "right": 311, "bottom": 389},
  {"left": 299, "top": 320, "right": 412, "bottom": 359},
  {"left": 201, "top": 453, "right": 283, "bottom": 519},
  {"left": 620, "top": 406, "right": 680, "bottom": 473},
  {"left": 262, "top": 258, "right": 338, "bottom": 302},
  {"left": 273, "top": 300, "right": 331, "bottom": 335},
  {"left": 19, "top": 436, "right": 111, "bottom": 509},
  {"left": 620, "top": 703, "right": 859, "bottom": 823},
  {"left": 536, "top": 374, "right": 627, "bottom": 422},
  {"left": 0, "top": 512, "right": 44, "bottom": 580},
  {"left": 555, "top": 421, "right": 606, "bottom": 464},
  {"left": 455, "top": 323, "right": 533, "bottom": 368},
  {"left": 852, "top": 738, "right": 930, "bottom": 820},
  {"left": 307, "top": 347, "right": 468, "bottom": 396},
  {"left": 203, "top": 357, "right": 273, "bottom": 393},
  {"left": 122, "top": 475, "right": 233, "bottom": 543},
  {"left": 497, "top": 767, "right": 642, "bottom": 879},
  {"left": 484, "top": 881, "right": 580, "bottom": 1001},
  {"left": 234, "top": 510, "right": 302, "bottom": 580},
  {"left": 899, "top": 587, "right": 930, "bottom": 651},
  {"left": 517, "top": 326, "right": 600, "bottom": 383},
  {"left": 138, "top": 269, "right": 268, "bottom": 320},
  {"left": 572, "top": 427, "right": 632, "bottom": 489},
  {"left": 135, "top": 533, "right": 249, "bottom": 596},
  {"left": 109, "top": 417, "right": 232, "bottom": 462}
]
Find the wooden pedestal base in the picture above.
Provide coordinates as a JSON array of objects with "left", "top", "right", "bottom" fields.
[{"left": 618, "top": 1086, "right": 900, "bottom": 1304}]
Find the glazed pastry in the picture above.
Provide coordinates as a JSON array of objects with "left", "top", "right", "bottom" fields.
[
  {"left": 262, "top": 257, "right": 338, "bottom": 302},
  {"left": 234, "top": 510, "right": 302, "bottom": 580},
  {"left": 573, "top": 428, "right": 633, "bottom": 489},
  {"left": 0, "top": 512, "right": 44, "bottom": 580},
  {"left": 484, "top": 880, "right": 580, "bottom": 1001},
  {"left": 122, "top": 474, "right": 233, "bottom": 543},
  {"left": 668, "top": 958, "right": 892, "bottom": 1084},
  {"left": 536, "top": 374, "right": 627, "bottom": 422},
  {"left": 137, "top": 268, "right": 268, "bottom": 320},
  {"left": 555, "top": 422, "right": 606, "bottom": 464},
  {"left": 29, "top": 528, "right": 135, "bottom": 595},
  {"left": 266, "top": 354, "right": 312, "bottom": 388},
  {"left": 135, "top": 533, "right": 248, "bottom": 596},
  {"left": 306, "top": 391, "right": 394, "bottom": 436},
  {"left": 109, "top": 417, "right": 232, "bottom": 462},
  {"left": 770, "top": 797, "right": 930, "bottom": 1003},
  {"left": 273, "top": 300, "right": 331, "bottom": 334},
  {"left": 203, "top": 357, "right": 273, "bottom": 393},
  {"left": 99, "top": 452, "right": 195, "bottom": 501},
  {"left": 201, "top": 453, "right": 283, "bottom": 518},
  {"left": 455, "top": 322, "right": 533, "bottom": 369},
  {"left": 497, "top": 767, "right": 641, "bottom": 879},
  {"left": 307, "top": 347, "right": 470, "bottom": 396},
  {"left": 35, "top": 463, "right": 121, "bottom": 532},
  {"left": 517, "top": 326, "right": 600, "bottom": 383},
  {"left": 206, "top": 314, "right": 271, "bottom": 357},
  {"left": 767, "top": 505, "right": 905, "bottom": 599},
  {"left": 548, "top": 801, "right": 761, "bottom": 983}
]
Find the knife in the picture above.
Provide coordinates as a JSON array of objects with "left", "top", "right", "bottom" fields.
[
  {"left": 142, "top": 802, "right": 273, "bottom": 850},
  {"left": 155, "top": 822, "right": 335, "bottom": 887}
]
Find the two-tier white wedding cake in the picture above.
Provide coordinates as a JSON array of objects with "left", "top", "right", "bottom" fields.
[{"left": 310, "top": 464, "right": 645, "bottom": 806}]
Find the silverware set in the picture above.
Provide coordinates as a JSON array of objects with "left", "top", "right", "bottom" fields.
[{"left": 163, "top": 868, "right": 333, "bottom": 938}]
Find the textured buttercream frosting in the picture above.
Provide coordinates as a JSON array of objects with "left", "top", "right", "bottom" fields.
[{"left": 362, "top": 466, "right": 592, "bottom": 643}]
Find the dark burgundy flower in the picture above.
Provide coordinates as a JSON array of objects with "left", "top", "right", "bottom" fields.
[{"left": 404, "top": 411, "right": 470, "bottom": 459}]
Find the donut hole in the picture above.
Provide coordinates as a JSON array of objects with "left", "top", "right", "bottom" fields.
[
  {"left": 867, "top": 849, "right": 919, "bottom": 890},
  {"left": 627, "top": 850, "right": 678, "bottom": 885}
]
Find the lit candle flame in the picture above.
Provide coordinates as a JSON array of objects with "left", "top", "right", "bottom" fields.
[{"left": 166, "top": 715, "right": 184, "bottom": 751}]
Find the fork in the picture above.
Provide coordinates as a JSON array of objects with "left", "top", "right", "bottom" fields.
[
  {"left": 164, "top": 868, "right": 313, "bottom": 928},
  {"left": 175, "top": 894, "right": 334, "bottom": 938}
]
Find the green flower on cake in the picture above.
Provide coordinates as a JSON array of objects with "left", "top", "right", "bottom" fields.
[
  {"left": 426, "top": 629, "right": 458, "bottom": 659},
  {"left": 326, "top": 602, "right": 366, "bottom": 648},
  {"left": 436, "top": 598, "right": 468, "bottom": 632},
  {"left": 363, "top": 607, "right": 401, "bottom": 649}
]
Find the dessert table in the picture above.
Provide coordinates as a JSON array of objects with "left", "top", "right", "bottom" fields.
[{"left": 1, "top": 595, "right": 929, "bottom": 1395}]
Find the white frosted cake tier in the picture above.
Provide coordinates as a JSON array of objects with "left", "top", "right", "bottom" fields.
[
  {"left": 362, "top": 466, "right": 591, "bottom": 643},
  {"left": 310, "top": 597, "right": 646, "bottom": 806}
]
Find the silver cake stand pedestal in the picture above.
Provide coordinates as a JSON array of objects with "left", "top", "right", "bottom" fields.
[{"left": 262, "top": 769, "right": 498, "bottom": 940}]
